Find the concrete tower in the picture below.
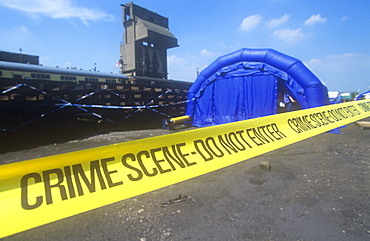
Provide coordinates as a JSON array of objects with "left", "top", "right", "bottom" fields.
[{"left": 119, "top": 2, "right": 178, "bottom": 79}]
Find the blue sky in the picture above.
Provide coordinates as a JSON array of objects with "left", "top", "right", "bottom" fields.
[{"left": 0, "top": 0, "right": 369, "bottom": 93}]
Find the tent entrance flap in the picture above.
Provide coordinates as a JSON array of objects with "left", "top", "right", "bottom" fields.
[{"left": 192, "top": 74, "right": 278, "bottom": 127}]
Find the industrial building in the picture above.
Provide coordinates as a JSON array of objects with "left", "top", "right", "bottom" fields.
[{"left": 119, "top": 2, "right": 178, "bottom": 79}]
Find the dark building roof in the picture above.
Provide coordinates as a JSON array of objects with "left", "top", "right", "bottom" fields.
[{"left": 0, "top": 51, "right": 39, "bottom": 65}]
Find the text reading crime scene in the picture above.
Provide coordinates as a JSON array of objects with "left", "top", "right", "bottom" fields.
[{"left": 20, "top": 122, "right": 286, "bottom": 210}]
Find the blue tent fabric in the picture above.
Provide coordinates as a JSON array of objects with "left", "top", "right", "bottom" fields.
[
  {"left": 186, "top": 48, "right": 330, "bottom": 127},
  {"left": 192, "top": 71, "right": 278, "bottom": 127}
]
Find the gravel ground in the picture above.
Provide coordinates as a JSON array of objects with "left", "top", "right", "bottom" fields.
[{"left": 1, "top": 118, "right": 369, "bottom": 241}]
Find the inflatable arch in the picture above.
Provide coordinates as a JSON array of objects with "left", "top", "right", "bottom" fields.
[{"left": 186, "top": 48, "right": 330, "bottom": 127}]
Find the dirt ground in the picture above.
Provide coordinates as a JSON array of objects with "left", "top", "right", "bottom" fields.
[{"left": 1, "top": 118, "right": 369, "bottom": 241}]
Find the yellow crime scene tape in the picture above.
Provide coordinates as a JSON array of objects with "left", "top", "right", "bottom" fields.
[{"left": 0, "top": 99, "right": 369, "bottom": 238}]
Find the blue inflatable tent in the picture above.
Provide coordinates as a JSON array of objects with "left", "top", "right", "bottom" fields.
[{"left": 186, "top": 48, "right": 330, "bottom": 127}]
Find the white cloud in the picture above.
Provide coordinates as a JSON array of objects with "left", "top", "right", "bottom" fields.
[
  {"left": 305, "top": 53, "right": 370, "bottom": 73},
  {"left": 304, "top": 14, "right": 327, "bottom": 26},
  {"left": 239, "top": 14, "right": 263, "bottom": 31},
  {"left": 39, "top": 55, "right": 52, "bottom": 63},
  {"left": 267, "top": 14, "right": 290, "bottom": 28},
  {"left": 306, "top": 53, "right": 370, "bottom": 92},
  {"left": 167, "top": 55, "right": 186, "bottom": 66},
  {"left": 306, "top": 53, "right": 366, "bottom": 72},
  {"left": 18, "top": 25, "right": 29, "bottom": 34},
  {"left": 0, "top": 0, "right": 113, "bottom": 25},
  {"left": 341, "top": 16, "right": 349, "bottom": 21},
  {"left": 200, "top": 49, "right": 217, "bottom": 57},
  {"left": 305, "top": 58, "right": 322, "bottom": 67},
  {"left": 167, "top": 54, "right": 211, "bottom": 81},
  {"left": 324, "top": 53, "right": 366, "bottom": 71},
  {"left": 272, "top": 28, "right": 304, "bottom": 45}
]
